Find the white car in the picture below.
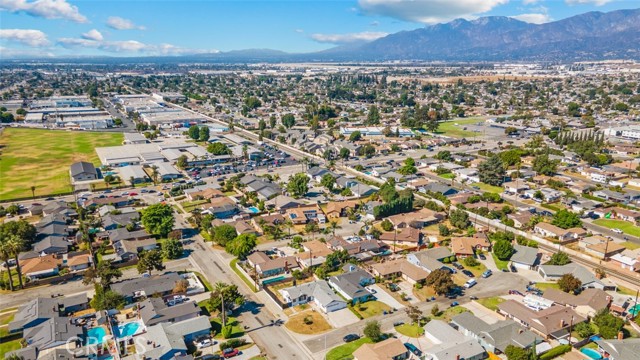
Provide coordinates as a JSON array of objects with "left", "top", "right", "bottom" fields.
[
  {"left": 612, "top": 228, "right": 623, "bottom": 234},
  {"left": 196, "top": 339, "right": 214, "bottom": 348}
]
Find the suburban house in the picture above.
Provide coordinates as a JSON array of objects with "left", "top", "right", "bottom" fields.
[
  {"left": 508, "top": 212, "right": 534, "bottom": 229},
  {"left": 115, "top": 237, "right": 159, "bottom": 261},
  {"left": 386, "top": 208, "right": 445, "bottom": 229},
  {"left": 20, "top": 254, "right": 61, "bottom": 280},
  {"left": 578, "top": 236, "right": 626, "bottom": 259},
  {"left": 205, "top": 196, "right": 238, "bottom": 218},
  {"left": 138, "top": 298, "right": 202, "bottom": 326},
  {"left": 9, "top": 294, "right": 88, "bottom": 333},
  {"left": 101, "top": 211, "right": 139, "bottom": 231},
  {"left": 537, "top": 264, "right": 614, "bottom": 290},
  {"left": 451, "top": 312, "right": 539, "bottom": 355},
  {"left": 594, "top": 338, "right": 640, "bottom": 360},
  {"left": 379, "top": 227, "right": 422, "bottom": 247},
  {"left": 540, "top": 288, "right": 611, "bottom": 317},
  {"left": 407, "top": 248, "right": 454, "bottom": 273},
  {"left": 353, "top": 338, "right": 409, "bottom": 360},
  {"left": 246, "top": 251, "right": 299, "bottom": 278},
  {"left": 70, "top": 161, "right": 98, "bottom": 182},
  {"left": 325, "top": 200, "right": 360, "bottom": 219},
  {"left": 533, "top": 223, "right": 585, "bottom": 243},
  {"left": 134, "top": 316, "right": 211, "bottom": 360},
  {"left": 184, "top": 187, "right": 224, "bottom": 201},
  {"left": 111, "top": 273, "right": 185, "bottom": 302},
  {"left": 503, "top": 181, "right": 530, "bottom": 194},
  {"left": 328, "top": 266, "right": 374, "bottom": 304},
  {"left": 598, "top": 207, "right": 640, "bottom": 224},
  {"left": 450, "top": 235, "right": 491, "bottom": 258},
  {"left": 423, "top": 183, "right": 458, "bottom": 197},
  {"left": 610, "top": 249, "right": 640, "bottom": 272},
  {"left": 369, "top": 259, "right": 428, "bottom": 284},
  {"left": 285, "top": 204, "right": 324, "bottom": 225},
  {"left": 510, "top": 245, "right": 540, "bottom": 270},
  {"left": 423, "top": 320, "right": 487, "bottom": 360},
  {"left": 279, "top": 280, "right": 346, "bottom": 313},
  {"left": 497, "top": 301, "right": 586, "bottom": 340}
]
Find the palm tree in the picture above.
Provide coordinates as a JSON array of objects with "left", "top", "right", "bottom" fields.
[
  {"left": 0, "top": 240, "right": 14, "bottom": 291},
  {"left": 283, "top": 219, "right": 294, "bottom": 238},
  {"left": 151, "top": 165, "right": 159, "bottom": 185},
  {"left": 328, "top": 221, "right": 341, "bottom": 236},
  {"left": 305, "top": 222, "right": 319, "bottom": 241},
  {"left": 129, "top": 176, "right": 136, "bottom": 188},
  {"left": 242, "top": 144, "right": 249, "bottom": 160},
  {"left": 7, "top": 236, "right": 25, "bottom": 289},
  {"left": 30, "top": 185, "right": 36, "bottom": 199},
  {"left": 212, "top": 282, "right": 229, "bottom": 327}
]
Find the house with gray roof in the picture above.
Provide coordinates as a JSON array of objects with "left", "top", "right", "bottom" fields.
[
  {"left": 102, "top": 211, "right": 140, "bottom": 230},
  {"left": 280, "top": 280, "right": 346, "bottom": 313},
  {"left": 424, "top": 320, "right": 487, "bottom": 360},
  {"left": 70, "top": 161, "right": 98, "bottom": 182},
  {"left": 9, "top": 294, "right": 88, "bottom": 333},
  {"left": 133, "top": 316, "right": 211, "bottom": 360},
  {"left": 537, "top": 263, "right": 614, "bottom": 290},
  {"left": 111, "top": 273, "right": 183, "bottom": 302},
  {"left": 328, "top": 268, "right": 374, "bottom": 305},
  {"left": 510, "top": 245, "right": 540, "bottom": 270},
  {"left": 451, "top": 312, "right": 539, "bottom": 354},
  {"left": 594, "top": 338, "right": 640, "bottom": 360},
  {"left": 407, "top": 248, "right": 455, "bottom": 273},
  {"left": 138, "top": 298, "right": 201, "bottom": 327},
  {"left": 23, "top": 316, "right": 84, "bottom": 351}
]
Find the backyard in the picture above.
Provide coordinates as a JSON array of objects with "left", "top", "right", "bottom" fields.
[
  {"left": 325, "top": 337, "right": 372, "bottom": 360},
  {"left": 285, "top": 310, "right": 332, "bottom": 334},
  {"left": 593, "top": 219, "right": 640, "bottom": 237},
  {"left": 0, "top": 128, "right": 123, "bottom": 200}
]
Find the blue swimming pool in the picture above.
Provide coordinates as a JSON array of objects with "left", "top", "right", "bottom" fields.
[
  {"left": 247, "top": 206, "right": 259, "bottom": 213},
  {"left": 86, "top": 327, "right": 107, "bottom": 345},
  {"left": 581, "top": 348, "right": 602, "bottom": 359},
  {"left": 115, "top": 322, "right": 140, "bottom": 338},
  {"left": 262, "top": 275, "right": 285, "bottom": 285}
]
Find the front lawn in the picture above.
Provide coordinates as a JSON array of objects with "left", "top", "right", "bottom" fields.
[
  {"left": 621, "top": 241, "right": 640, "bottom": 250},
  {"left": 476, "top": 296, "right": 506, "bottom": 311},
  {"left": 395, "top": 323, "right": 424, "bottom": 337},
  {"left": 593, "top": 219, "right": 640, "bottom": 237},
  {"left": 439, "top": 173, "right": 455, "bottom": 180},
  {"left": 433, "top": 306, "right": 470, "bottom": 322},
  {"left": 353, "top": 301, "right": 391, "bottom": 319},
  {"left": 491, "top": 252, "right": 510, "bottom": 270},
  {"left": 469, "top": 182, "right": 503, "bottom": 194},
  {"left": 211, "top": 316, "right": 244, "bottom": 339},
  {"left": 285, "top": 310, "right": 332, "bottom": 335},
  {"left": 413, "top": 285, "right": 437, "bottom": 301},
  {"left": 462, "top": 261, "right": 488, "bottom": 277},
  {"left": 326, "top": 337, "right": 373, "bottom": 360},
  {"left": 535, "top": 282, "right": 560, "bottom": 291}
]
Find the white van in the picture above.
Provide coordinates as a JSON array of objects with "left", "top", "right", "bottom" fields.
[{"left": 464, "top": 279, "right": 477, "bottom": 289}]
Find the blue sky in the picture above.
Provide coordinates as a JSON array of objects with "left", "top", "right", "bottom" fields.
[{"left": 0, "top": 0, "right": 638, "bottom": 57}]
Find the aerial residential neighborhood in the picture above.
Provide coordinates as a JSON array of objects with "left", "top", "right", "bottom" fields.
[{"left": 2, "top": 2, "right": 640, "bottom": 360}]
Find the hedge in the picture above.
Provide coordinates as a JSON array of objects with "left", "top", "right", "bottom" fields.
[{"left": 539, "top": 344, "right": 571, "bottom": 360}]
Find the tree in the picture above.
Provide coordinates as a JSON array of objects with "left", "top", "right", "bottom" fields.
[
  {"left": 176, "top": 155, "right": 188, "bottom": 169},
  {"left": 493, "top": 240, "right": 514, "bottom": 261},
  {"left": 349, "top": 131, "right": 362, "bottom": 142},
  {"left": 532, "top": 154, "right": 558, "bottom": 176},
  {"left": 575, "top": 322, "right": 595, "bottom": 338},
  {"left": 504, "top": 345, "right": 535, "bottom": 360},
  {"left": 30, "top": 185, "right": 36, "bottom": 199},
  {"left": 162, "top": 237, "right": 184, "bottom": 260},
  {"left": 425, "top": 269, "right": 455, "bottom": 295},
  {"left": 225, "top": 234, "right": 257, "bottom": 259},
  {"left": 404, "top": 305, "right": 422, "bottom": 324},
  {"left": 339, "top": 148, "right": 350, "bottom": 163},
  {"left": 137, "top": 249, "right": 165, "bottom": 275},
  {"left": 381, "top": 219, "right": 394, "bottom": 231},
  {"left": 0, "top": 239, "right": 15, "bottom": 291},
  {"left": 212, "top": 225, "right": 238, "bottom": 246},
  {"left": 551, "top": 209, "right": 582, "bottom": 229},
  {"left": 363, "top": 320, "right": 383, "bottom": 342},
  {"left": 558, "top": 273, "right": 582, "bottom": 293},
  {"left": 82, "top": 260, "right": 122, "bottom": 287},
  {"left": 435, "top": 151, "right": 452, "bottom": 161},
  {"left": 449, "top": 209, "right": 471, "bottom": 230},
  {"left": 431, "top": 304, "right": 440, "bottom": 317},
  {"left": 320, "top": 173, "right": 336, "bottom": 191},
  {"left": 188, "top": 126, "right": 200, "bottom": 140},
  {"left": 173, "top": 279, "right": 190, "bottom": 294},
  {"left": 398, "top": 157, "right": 417, "bottom": 176},
  {"left": 198, "top": 126, "right": 210, "bottom": 142},
  {"left": 150, "top": 165, "right": 160, "bottom": 185},
  {"left": 327, "top": 221, "right": 341, "bottom": 236},
  {"left": 366, "top": 105, "right": 381, "bottom": 125},
  {"left": 282, "top": 113, "right": 296, "bottom": 128},
  {"left": 463, "top": 256, "right": 479, "bottom": 267},
  {"left": 210, "top": 282, "right": 245, "bottom": 326},
  {"left": 593, "top": 309, "right": 624, "bottom": 339},
  {"left": 208, "top": 142, "right": 231, "bottom": 155},
  {"left": 547, "top": 252, "right": 571, "bottom": 265},
  {"left": 91, "top": 284, "right": 126, "bottom": 311},
  {"left": 287, "top": 173, "right": 310, "bottom": 198},
  {"left": 0, "top": 220, "right": 37, "bottom": 245},
  {"left": 478, "top": 154, "right": 506, "bottom": 186},
  {"left": 304, "top": 222, "right": 320, "bottom": 240},
  {"left": 141, "top": 203, "right": 175, "bottom": 237}
]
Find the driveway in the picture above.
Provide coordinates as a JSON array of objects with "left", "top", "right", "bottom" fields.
[
  {"left": 370, "top": 284, "right": 405, "bottom": 310},
  {"left": 396, "top": 281, "right": 420, "bottom": 304},
  {"left": 326, "top": 307, "right": 360, "bottom": 328},
  {"left": 462, "top": 301, "right": 501, "bottom": 325}
]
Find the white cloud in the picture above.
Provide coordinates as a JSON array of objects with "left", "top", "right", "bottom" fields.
[
  {"left": 566, "top": 0, "right": 613, "bottom": 5},
  {"left": 0, "top": 0, "right": 88, "bottom": 23},
  {"left": 0, "top": 29, "right": 49, "bottom": 46},
  {"left": 57, "top": 35, "right": 216, "bottom": 55},
  {"left": 0, "top": 46, "right": 54, "bottom": 57},
  {"left": 510, "top": 12, "right": 551, "bottom": 23},
  {"left": 522, "top": 0, "right": 541, "bottom": 4},
  {"left": 81, "top": 29, "right": 103, "bottom": 41},
  {"left": 311, "top": 31, "right": 389, "bottom": 44},
  {"left": 106, "top": 16, "right": 145, "bottom": 30},
  {"left": 357, "top": 0, "right": 509, "bottom": 24}
]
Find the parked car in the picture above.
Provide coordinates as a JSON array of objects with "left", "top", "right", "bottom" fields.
[
  {"left": 222, "top": 348, "right": 239, "bottom": 358},
  {"left": 404, "top": 343, "right": 422, "bottom": 356},
  {"left": 196, "top": 355, "right": 221, "bottom": 360},
  {"left": 612, "top": 228, "right": 623, "bottom": 234},
  {"left": 366, "top": 286, "right": 377, "bottom": 294},
  {"left": 452, "top": 262, "right": 464, "bottom": 270},
  {"left": 387, "top": 283, "right": 400, "bottom": 292},
  {"left": 196, "top": 339, "right": 214, "bottom": 348},
  {"left": 470, "top": 296, "right": 478, "bottom": 300},
  {"left": 393, "top": 321, "right": 404, "bottom": 327},
  {"left": 509, "top": 290, "right": 524, "bottom": 296},
  {"left": 481, "top": 270, "right": 492, "bottom": 278},
  {"left": 343, "top": 334, "right": 360, "bottom": 343},
  {"left": 478, "top": 253, "right": 486, "bottom": 260},
  {"left": 510, "top": 265, "right": 518, "bottom": 273},
  {"left": 450, "top": 301, "right": 459, "bottom": 307},
  {"left": 462, "top": 270, "right": 475, "bottom": 278}
]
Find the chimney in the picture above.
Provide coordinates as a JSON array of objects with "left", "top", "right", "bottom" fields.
[
  {"left": 560, "top": 319, "right": 566, "bottom": 327},
  {"left": 456, "top": 355, "right": 460, "bottom": 360},
  {"left": 618, "top": 331, "right": 624, "bottom": 340}
]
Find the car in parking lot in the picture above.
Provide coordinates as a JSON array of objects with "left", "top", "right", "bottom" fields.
[
  {"left": 404, "top": 343, "right": 421, "bottom": 356},
  {"left": 450, "top": 301, "right": 459, "bottom": 307},
  {"left": 509, "top": 290, "right": 524, "bottom": 296},
  {"left": 366, "top": 286, "right": 377, "bottom": 294},
  {"left": 393, "top": 321, "right": 404, "bottom": 327},
  {"left": 481, "top": 270, "right": 492, "bottom": 278},
  {"left": 462, "top": 270, "right": 474, "bottom": 277},
  {"left": 343, "top": 334, "right": 360, "bottom": 342},
  {"left": 452, "top": 262, "right": 464, "bottom": 270}
]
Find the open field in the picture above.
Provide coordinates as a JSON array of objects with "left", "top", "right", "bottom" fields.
[
  {"left": 436, "top": 118, "right": 484, "bottom": 138},
  {"left": 593, "top": 219, "right": 640, "bottom": 237},
  {"left": 0, "top": 128, "right": 123, "bottom": 201}
]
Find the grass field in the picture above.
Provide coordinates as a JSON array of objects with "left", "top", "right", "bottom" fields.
[
  {"left": 0, "top": 128, "right": 123, "bottom": 201},
  {"left": 535, "top": 282, "right": 560, "bottom": 291},
  {"left": 470, "top": 182, "right": 503, "bottom": 194},
  {"left": 436, "top": 118, "right": 483, "bottom": 138},
  {"left": 285, "top": 310, "right": 332, "bottom": 334},
  {"left": 593, "top": 219, "right": 640, "bottom": 237},
  {"left": 326, "top": 337, "right": 372, "bottom": 360}
]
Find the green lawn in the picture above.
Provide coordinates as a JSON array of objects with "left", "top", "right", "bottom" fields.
[
  {"left": 433, "top": 306, "right": 470, "bottom": 322},
  {"left": 476, "top": 296, "right": 506, "bottom": 311},
  {"left": 353, "top": 301, "right": 391, "bottom": 319},
  {"left": 326, "top": 337, "right": 373, "bottom": 360},
  {"left": 593, "top": 219, "right": 640, "bottom": 237},
  {"left": 462, "top": 262, "right": 488, "bottom": 277},
  {"left": 470, "top": 182, "right": 503, "bottom": 194},
  {"left": 535, "top": 282, "right": 560, "bottom": 291},
  {"left": 0, "top": 128, "right": 123, "bottom": 200},
  {"left": 491, "top": 252, "right": 510, "bottom": 270},
  {"left": 439, "top": 173, "right": 455, "bottom": 180},
  {"left": 211, "top": 316, "right": 244, "bottom": 339},
  {"left": 436, "top": 118, "right": 483, "bottom": 138},
  {"left": 395, "top": 323, "right": 424, "bottom": 337},
  {"left": 0, "top": 339, "right": 21, "bottom": 358},
  {"left": 230, "top": 258, "right": 258, "bottom": 292}
]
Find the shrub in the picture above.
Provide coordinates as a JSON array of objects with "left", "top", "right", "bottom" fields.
[
  {"left": 221, "top": 325, "right": 233, "bottom": 339},
  {"left": 218, "top": 338, "right": 247, "bottom": 350},
  {"left": 463, "top": 257, "right": 479, "bottom": 267},
  {"left": 303, "top": 315, "right": 313, "bottom": 325},
  {"left": 539, "top": 344, "right": 571, "bottom": 360}
]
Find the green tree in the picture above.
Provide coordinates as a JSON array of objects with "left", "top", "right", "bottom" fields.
[
  {"left": 141, "top": 203, "right": 175, "bottom": 237},
  {"left": 210, "top": 282, "right": 245, "bottom": 327},
  {"left": 207, "top": 142, "right": 231, "bottom": 155},
  {"left": 0, "top": 220, "right": 37, "bottom": 245},
  {"left": 558, "top": 273, "right": 582, "bottom": 293},
  {"left": 593, "top": 309, "right": 624, "bottom": 339},
  {"left": 162, "top": 237, "right": 184, "bottom": 260},
  {"left": 463, "top": 256, "right": 479, "bottom": 267},
  {"left": 212, "top": 224, "right": 239, "bottom": 246},
  {"left": 435, "top": 151, "right": 452, "bottom": 161},
  {"left": 398, "top": 157, "right": 417, "bottom": 175},
  {"left": 199, "top": 126, "right": 210, "bottom": 142},
  {"left": 575, "top": 322, "right": 595, "bottom": 338},
  {"left": 547, "top": 252, "right": 571, "bottom": 265},
  {"left": 82, "top": 260, "right": 122, "bottom": 287},
  {"left": 282, "top": 113, "right": 296, "bottom": 128},
  {"left": 551, "top": 210, "right": 582, "bottom": 229},
  {"left": 225, "top": 234, "right": 257, "bottom": 259},
  {"left": 504, "top": 345, "right": 534, "bottom": 360},
  {"left": 532, "top": 154, "right": 558, "bottom": 176},
  {"left": 478, "top": 154, "right": 506, "bottom": 186},
  {"left": 425, "top": 269, "right": 455, "bottom": 295},
  {"left": 449, "top": 209, "right": 471, "bottom": 230},
  {"left": 287, "top": 173, "right": 310, "bottom": 198},
  {"left": 339, "top": 148, "right": 350, "bottom": 163},
  {"left": 91, "top": 284, "right": 126, "bottom": 310},
  {"left": 188, "top": 126, "right": 200, "bottom": 140},
  {"left": 363, "top": 320, "right": 383, "bottom": 342},
  {"left": 320, "top": 173, "right": 336, "bottom": 191},
  {"left": 176, "top": 155, "right": 188, "bottom": 169},
  {"left": 366, "top": 105, "right": 381, "bottom": 125},
  {"left": 493, "top": 240, "right": 514, "bottom": 261},
  {"left": 349, "top": 131, "right": 362, "bottom": 142},
  {"left": 136, "top": 249, "right": 165, "bottom": 275},
  {"left": 381, "top": 219, "right": 394, "bottom": 231}
]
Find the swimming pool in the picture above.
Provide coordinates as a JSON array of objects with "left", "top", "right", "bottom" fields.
[
  {"left": 86, "top": 327, "right": 107, "bottom": 345},
  {"left": 580, "top": 348, "right": 602, "bottom": 359},
  {"left": 262, "top": 275, "right": 285, "bottom": 285},
  {"left": 628, "top": 304, "right": 640, "bottom": 316},
  {"left": 115, "top": 321, "right": 141, "bottom": 338},
  {"left": 247, "top": 206, "right": 259, "bottom": 214}
]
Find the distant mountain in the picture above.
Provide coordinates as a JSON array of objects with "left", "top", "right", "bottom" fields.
[{"left": 318, "top": 8, "right": 640, "bottom": 61}]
